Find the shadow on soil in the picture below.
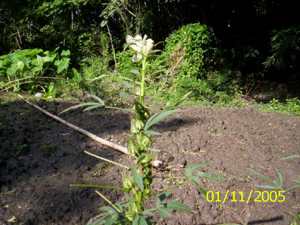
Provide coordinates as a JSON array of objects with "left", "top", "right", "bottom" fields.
[{"left": 0, "top": 98, "right": 196, "bottom": 225}]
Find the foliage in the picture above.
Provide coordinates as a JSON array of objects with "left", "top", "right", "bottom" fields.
[
  {"left": 145, "top": 23, "right": 240, "bottom": 105},
  {"left": 88, "top": 192, "right": 190, "bottom": 225},
  {"left": 291, "top": 212, "right": 300, "bottom": 225},
  {"left": 249, "top": 168, "right": 300, "bottom": 192},
  {"left": 161, "top": 23, "right": 216, "bottom": 80},
  {"left": 0, "top": 48, "right": 70, "bottom": 94},
  {"left": 263, "top": 26, "right": 300, "bottom": 72},
  {"left": 249, "top": 168, "right": 285, "bottom": 190},
  {"left": 184, "top": 162, "right": 224, "bottom": 195},
  {"left": 84, "top": 35, "right": 190, "bottom": 224},
  {"left": 259, "top": 98, "right": 300, "bottom": 116}
]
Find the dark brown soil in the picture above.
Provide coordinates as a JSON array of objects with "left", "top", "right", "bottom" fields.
[{"left": 0, "top": 95, "right": 299, "bottom": 225}]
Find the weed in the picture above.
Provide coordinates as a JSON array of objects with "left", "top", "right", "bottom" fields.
[
  {"left": 290, "top": 212, "right": 300, "bottom": 225},
  {"left": 248, "top": 168, "right": 285, "bottom": 190},
  {"left": 258, "top": 98, "right": 300, "bottom": 115},
  {"left": 85, "top": 34, "right": 190, "bottom": 225},
  {"left": 0, "top": 48, "right": 70, "bottom": 96}
]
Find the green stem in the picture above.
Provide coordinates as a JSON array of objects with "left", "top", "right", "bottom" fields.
[{"left": 140, "top": 56, "right": 147, "bottom": 104}]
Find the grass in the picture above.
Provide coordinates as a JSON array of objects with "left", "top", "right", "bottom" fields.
[{"left": 258, "top": 98, "right": 300, "bottom": 116}]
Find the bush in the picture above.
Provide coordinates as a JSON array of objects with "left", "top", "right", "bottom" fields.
[
  {"left": 263, "top": 26, "right": 300, "bottom": 72},
  {"left": 0, "top": 48, "right": 70, "bottom": 94},
  {"left": 157, "top": 23, "right": 216, "bottom": 80},
  {"left": 260, "top": 98, "right": 300, "bottom": 115},
  {"left": 147, "top": 23, "right": 240, "bottom": 105}
]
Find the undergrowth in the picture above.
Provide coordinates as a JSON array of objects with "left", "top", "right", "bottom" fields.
[{"left": 258, "top": 98, "right": 300, "bottom": 116}]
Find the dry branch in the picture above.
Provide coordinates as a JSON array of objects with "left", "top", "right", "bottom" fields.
[
  {"left": 84, "top": 150, "right": 129, "bottom": 169},
  {"left": 18, "top": 95, "right": 129, "bottom": 155}
]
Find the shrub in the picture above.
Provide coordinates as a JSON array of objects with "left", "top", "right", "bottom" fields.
[
  {"left": 0, "top": 48, "right": 70, "bottom": 94},
  {"left": 263, "top": 26, "right": 300, "bottom": 72},
  {"left": 147, "top": 23, "right": 240, "bottom": 105},
  {"left": 260, "top": 98, "right": 300, "bottom": 116}
]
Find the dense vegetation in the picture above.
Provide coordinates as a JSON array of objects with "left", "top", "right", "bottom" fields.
[{"left": 1, "top": 0, "right": 300, "bottom": 114}]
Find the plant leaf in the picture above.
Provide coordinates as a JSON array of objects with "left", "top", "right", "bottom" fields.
[
  {"left": 59, "top": 102, "right": 103, "bottom": 114},
  {"left": 248, "top": 168, "right": 272, "bottom": 182},
  {"left": 144, "top": 109, "right": 176, "bottom": 132},
  {"left": 198, "top": 171, "right": 224, "bottom": 182},
  {"left": 83, "top": 105, "right": 104, "bottom": 112},
  {"left": 133, "top": 215, "right": 148, "bottom": 225},
  {"left": 167, "top": 200, "right": 191, "bottom": 212},
  {"left": 280, "top": 154, "right": 300, "bottom": 160},
  {"left": 132, "top": 167, "right": 144, "bottom": 191},
  {"left": 87, "top": 94, "right": 105, "bottom": 105},
  {"left": 158, "top": 207, "right": 171, "bottom": 218}
]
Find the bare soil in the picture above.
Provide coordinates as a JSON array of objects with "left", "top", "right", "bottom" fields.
[{"left": 0, "top": 95, "right": 299, "bottom": 225}]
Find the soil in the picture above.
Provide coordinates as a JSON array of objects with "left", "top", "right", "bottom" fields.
[{"left": 0, "top": 94, "right": 299, "bottom": 225}]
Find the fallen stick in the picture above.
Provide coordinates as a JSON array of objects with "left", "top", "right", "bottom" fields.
[
  {"left": 84, "top": 150, "right": 129, "bottom": 169},
  {"left": 18, "top": 94, "right": 129, "bottom": 155}
]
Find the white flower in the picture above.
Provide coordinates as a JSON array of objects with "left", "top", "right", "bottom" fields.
[
  {"left": 126, "top": 34, "right": 154, "bottom": 62},
  {"left": 34, "top": 92, "right": 43, "bottom": 98}
]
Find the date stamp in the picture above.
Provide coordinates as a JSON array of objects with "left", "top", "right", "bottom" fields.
[{"left": 205, "top": 190, "right": 286, "bottom": 203}]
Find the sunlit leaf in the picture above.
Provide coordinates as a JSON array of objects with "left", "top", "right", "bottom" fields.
[
  {"left": 133, "top": 215, "right": 148, "bottom": 225},
  {"left": 158, "top": 207, "right": 171, "bottom": 218},
  {"left": 59, "top": 102, "right": 104, "bottom": 114},
  {"left": 144, "top": 109, "right": 176, "bottom": 133},
  {"left": 132, "top": 167, "right": 144, "bottom": 191},
  {"left": 167, "top": 200, "right": 191, "bottom": 212}
]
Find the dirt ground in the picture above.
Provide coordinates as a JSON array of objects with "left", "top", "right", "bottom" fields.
[{"left": 0, "top": 95, "right": 299, "bottom": 225}]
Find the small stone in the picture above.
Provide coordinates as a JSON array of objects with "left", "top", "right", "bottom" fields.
[{"left": 152, "top": 160, "right": 163, "bottom": 168}]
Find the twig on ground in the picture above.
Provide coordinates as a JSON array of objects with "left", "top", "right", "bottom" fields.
[
  {"left": 18, "top": 94, "right": 129, "bottom": 155},
  {"left": 84, "top": 150, "right": 129, "bottom": 169},
  {"left": 95, "top": 190, "right": 122, "bottom": 213}
]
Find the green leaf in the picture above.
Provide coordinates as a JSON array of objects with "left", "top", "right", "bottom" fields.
[
  {"left": 100, "top": 20, "right": 107, "bottom": 27},
  {"left": 61, "top": 49, "right": 71, "bottom": 57},
  {"left": 87, "top": 206, "right": 119, "bottom": 225},
  {"left": 197, "top": 171, "right": 225, "bottom": 182},
  {"left": 158, "top": 207, "right": 171, "bottom": 218},
  {"left": 184, "top": 162, "right": 208, "bottom": 184},
  {"left": 253, "top": 169, "right": 284, "bottom": 190},
  {"left": 136, "top": 133, "right": 151, "bottom": 150},
  {"left": 197, "top": 186, "right": 208, "bottom": 196},
  {"left": 144, "top": 109, "right": 176, "bottom": 132},
  {"left": 88, "top": 94, "right": 105, "bottom": 105},
  {"left": 288, "top": 179, "right": 300, "bottom": 191},
  {"left": 16, "top": 61, "right": 25, "bottom": 71},
  {"left": 167, "top": 200, "right": 191, "bottom": 212},
  {"left": 132, "top": 167, "right": 144, "bottom": 191},
  {"left": 138, "top": 154, "right": 153, "bottom": 165},
  {"left": 280, "top": 154, "right": 300, "bottom": 160},
  {"left": 142, "top": 208, "right": 156, "bottom": 217},
  {"left": 273, "top": 169, "right": 284, "bottom": 188},
  {"left": 131, "top": 118, "right": 145, "bottom": 133},
  {"left": 7, "top": 64, "right": 19, "bottom": 76},
  {"left": 248, "top": 168, "right": 272, "bottom": 182},
  {"left": 59, "top": 102, "right": 104, "bottom": 114},
  {"left": 130, "top": 69, "right": 140, "bottom": 76},
  {"left": 133, "top": 215, "right": 148, "bottom": 225},
  {"left": 54, "top": 57, "right": 70, "bottom": 73},
  {"left": 290, "top": 212, "right": 300, "bottom": 225},
  {"left": 83, "top": 105, "right": 104, "bottom": 112},
  {"left": 157, "top": 192, "right": 172, "bottom": 204},
  {"left": 166, "top": 91, "right": 192, "bottom": 109}
]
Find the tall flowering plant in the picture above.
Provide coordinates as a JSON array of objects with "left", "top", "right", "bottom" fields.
[
  {"left": 123, "top": 34, "right": 154, "bottom": 221},
  {"left": 87, "top": 34, "right": 189, "bottom": 225}
]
